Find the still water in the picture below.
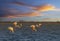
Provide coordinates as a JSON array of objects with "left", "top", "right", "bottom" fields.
[{"left": 0, "top": 22, "right": 60, "bottom": 41}]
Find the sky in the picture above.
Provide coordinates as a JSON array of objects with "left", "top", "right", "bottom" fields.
[{"left": 0, "top": 0, "right": 60, "bottom": 21}]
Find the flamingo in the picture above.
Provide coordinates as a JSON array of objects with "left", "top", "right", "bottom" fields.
[
  {"left": 13, "top": 22, "right": 22, "bottom": 28},
  {"left": 13, "top": 21, "right": 18, "bottom": 26},
  {"left": 8, "top": 26, "right": 14, "bottom": 33},
  {"left": 36, "top": 23, "right": 42, "bottom": 27},
  {"left": 30, "top": 25, "right": 37, "bottom": 31}
]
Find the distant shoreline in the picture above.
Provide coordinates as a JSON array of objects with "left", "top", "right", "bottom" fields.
[{"left": 0, "top": 21, "right": 60, "bottom": 24}]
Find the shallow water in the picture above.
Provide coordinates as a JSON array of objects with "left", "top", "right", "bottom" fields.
[{"left": 0, "top": 22, "right": 60, "bottom": 41}]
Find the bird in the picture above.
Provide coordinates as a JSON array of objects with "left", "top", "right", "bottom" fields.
[
  {"left": 8, "top": 26, "right": 14, "bottom": 33},
  {"left": 13, "top": 21, "right": 18, "bottom": 26},
  {"left": 36, "top": 23, "right": 42, "bottom": 27},
  {"left": 30, "top": 25, "right": 37, "bottom": 31},
  {"left": 38, "top": 23, "right": 42, "bottom": 26},
  {"left": 13, "top": 21, "right": 22, "bottom": 28}
]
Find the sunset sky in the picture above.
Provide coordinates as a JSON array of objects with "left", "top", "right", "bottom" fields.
[{"left": 0, "top": 0, "right": 60, "bottom": 21}]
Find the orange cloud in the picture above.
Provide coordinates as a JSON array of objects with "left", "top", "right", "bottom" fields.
[
  {"left": 31, "top": 4, "right": 55, "bottom": 12},
  {"left": 5, "top": 11, "right": 43, "bottom": 18},
  {"left": 3, "top": 8, "right": 43, "bottom": 18},
  {"left": 11, "top": 2, "right": 55, "bottom": 11},
  {"left": 3, "top": 4, "right": 59, "bottom": 18},
  {"left": 9, "top": 2, "right": 60, "bottom": 12}
]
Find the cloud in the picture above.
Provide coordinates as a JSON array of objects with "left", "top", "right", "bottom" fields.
[
  {"left": 52, "top": 9, "right": 60, "bottom": 11},
  {"left": 9, "top": 2, "right": 60, "bottom": 12},
  {"left": 5, "top": 12, "right": 43, "bottom": 18},
  {"left": 1, "top": 4, "right": 60, "bottom": 17},
  {"left": 1, "top": 9, "right": 43, "bottom": 18},
  {"left": 31, "top": 4, "right": 56, "bottom": 12},
  {"left": 11, "top": 2, "right": 55, "bottom": 11},
  {"left": 42, "top": 18, "right": 60, "bottom": 22},
  {"left": 31, "top": 4, "right": 60, "bottom": 12},
  {"left": 10, "top": 2, "right": 31, "bottom": 7}
]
